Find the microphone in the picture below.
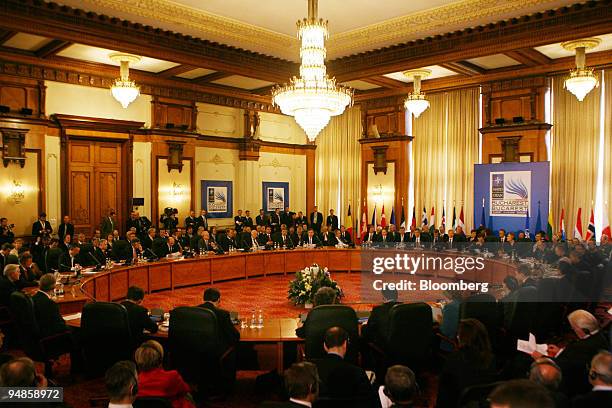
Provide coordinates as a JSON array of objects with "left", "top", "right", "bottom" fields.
[
  {"left": 88, "top": 252, "right": 102, "bottom": 269},
  {"left": 144, "top": 247, "right": 159, "bottom": 260}
]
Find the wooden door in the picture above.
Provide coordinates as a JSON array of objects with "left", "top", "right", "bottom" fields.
[{"left": 68, "top": 140, "right": 124, "bottom": 237}]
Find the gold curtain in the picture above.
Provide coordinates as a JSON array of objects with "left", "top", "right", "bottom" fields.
[
  {"left": 315, "top": 106, "right": 362, "bottom": 228},
  {"left": 413, "top": 92, "right": 447, "bottom": 230},
  {"left": 551, "top": 74, "right": 601, "bottom": 235},
  {"left": 604, "top": 70, "right": 612, "bottom": 227},
  {"left": 413, "top": 88, "right": 479, "bottom": 231},
  {"left": 446, "top": 87, "right": 480, "bottom": 231}
]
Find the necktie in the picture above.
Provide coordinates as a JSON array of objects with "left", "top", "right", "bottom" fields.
[{"left": 309, "top": 237, "right": 312, "bottom": 245}]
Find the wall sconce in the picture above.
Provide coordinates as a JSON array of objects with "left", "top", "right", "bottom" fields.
[{"left": 10, "top": 180, "right": 25, "bottom": 204}]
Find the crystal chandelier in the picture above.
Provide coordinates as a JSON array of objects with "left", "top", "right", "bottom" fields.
[
  {"left": 561, "top": 38, "right": 600, "bottom": 101},
  {"left": 272, "top": 0, "right": 353, "bottom": 142},
  {"left": 403, "top": 69, "right": 431, "bottom": 118},
  {"left": 109, "top": 53, "right": 141, "bottom": 108}
]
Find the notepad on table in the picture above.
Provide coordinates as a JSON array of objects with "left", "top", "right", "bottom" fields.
[{"left": 63, "top": 313, "right": 82, "bottom": 321}]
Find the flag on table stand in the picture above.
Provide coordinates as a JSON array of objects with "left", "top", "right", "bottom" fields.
[
  {"left": 430, "top": 207, "right": 436, "bottom": 234},
  {"left": 574, "top": 207, "right": 583, "bottom": 241},
  {"left": 452, "top": 206, "right": 457, "bottom": 230},
  {"left": 602, "top": 203, "right": 611, "bottom": 239},
  {"left": 371, "top": 204, "right": 378, "bottom": 228},
  {"left": 400, "top": 203, "right": 406, "bottom": 229},
  {"left": 390, "top": 206, "right": 396, "bottom": 226},
  {"left": 441, "top": 206, "right": 446, "bottom": 230},
  {"left": 546, "top": 208, "right": 554, "bottom": 240},
  {"left": 480, "top": 198, "right": 486, "bottom": 228},
  {"left": 559, "top": 209, "right": 566, "bottom": 241},
  {"left": 345, "top": 204, "right": 353, "bottom": 240},
  {"left": 381, "top": 205, "right": 387, "bottom": 228},
  {"left": 458, "top": 206, "right": 465, "bottom": 230},
  {"left": 535, "top": 201, "right": 542, "bottom": 234},
  {"left": 585, "top": 208, "right": 596, "bottom": 241},
  {"left": 524, "top": 208, "right": 530, "bottom": 238},
  {"left": 411, "top": 206, "right": 417, "bottom": 229},
  {"left": 421, "top": 207, "right": 428, "bottom": 229}
]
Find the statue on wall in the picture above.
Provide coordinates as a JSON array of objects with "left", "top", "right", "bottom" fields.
[{"left": 244, "top": 109, "right": 260, "bottom": 139}]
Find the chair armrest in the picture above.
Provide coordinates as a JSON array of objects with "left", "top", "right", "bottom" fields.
[{"left": 219, "top": 345, "right": 236, "bottom": 364}]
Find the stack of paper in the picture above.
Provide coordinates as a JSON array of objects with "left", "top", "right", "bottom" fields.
[{"left": 517, "top": 332, "right": 548, "bottom": 355}]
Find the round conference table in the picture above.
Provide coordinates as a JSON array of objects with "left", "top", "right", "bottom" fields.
[{"left": 59, "top": 247, "right": 519, "bottom": 372}]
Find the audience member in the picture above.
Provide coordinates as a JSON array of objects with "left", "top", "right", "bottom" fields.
[
  {"left": 105, "top": 360, "right": 139, "bottom": 408},
  {"left": 32, "top": 274, "right": 67, "bottom": 338},
  {"left": 198, "top": 288, "right": 240, "bottom": 347},
  {"left": 572, "top": 350, "right": 612, "bottom": 407},
  {"left": 362, "top": 288, "right": 400, "bottom": 349},
  {"left": 529, "top": 358, "right": 570, "bottom": 408},
  {"left": 488, "top": 379, "right": 555, "bottom": 408},
  {"left": 121, "top": 286, "right": 158, "bottom": 346},
  {"left": 379, "top": 365, "right": 417, "bottom": 408},
  {"left": 260, "top": 362, "right": 320, "bottom": 408}
]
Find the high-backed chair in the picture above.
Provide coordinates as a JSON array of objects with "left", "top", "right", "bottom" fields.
[
  {"left": 81, "top": 302, "right": 133, "bottom": 376},
  {"left": 168, "top": 306, "right": 236, "bottom": 395},
  {"left": 458, "top": 381, "right": 505, "bottom": 408},
  {"left": 504, "top": 286, "right": 538, "bottom": 339},
  {"left": 8, "top": 291, "right": 71, "bottom": 377},
  {"left": 386, "top": 303, "right": 433, "bottom": 368},
  {"left": 302, "top": 305, "right": 359, "bottom": 361}
]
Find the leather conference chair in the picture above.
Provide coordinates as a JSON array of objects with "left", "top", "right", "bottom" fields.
[
  {"left": 168, "top": 306, "right": 236, "bottom": 395},
  {"left": 302, "top": 305, "right": 359, "bottom": 362},
  {"left": 81, "top": 302, "right": 133, "bottom": 376},
  {"left": 110, "top": 239, "right": 132, "bottom": 262},
  {"left": 457, "top": 381, "right": 505, "bottom": 408},
  {"left": 460, "top": 294, "right": 502, "bottom": 343},
  {"left": 133, "top": 397, "right": 173, "bottom": 408},
  {"left": 504, "top": 286, "right": 538, "bottom": 340},
  {"left": 8, "top": 291, "right": 72, "bottom": 378}
]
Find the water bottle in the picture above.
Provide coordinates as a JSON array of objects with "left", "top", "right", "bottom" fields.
[
  {"left": 250, "top": 309, "right": 256, "bottom": 329},
  {"left": 257, "top": 309, "right": 264, "bottom": 328}
]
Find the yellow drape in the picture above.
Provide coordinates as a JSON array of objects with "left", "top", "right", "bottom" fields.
[
  {"left": 604, "top": 70, "right": 612, "bottom": 226},
  {"left": 551, "top": 74, "right": 601, "bottom": 235},
  {"left": 315, "top": 106, "right": 362, "bottom": 228},
  {"left": 413, "top": 88, "right": 479, "bottom": 231}
]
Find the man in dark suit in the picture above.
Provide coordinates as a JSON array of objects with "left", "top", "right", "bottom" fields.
[
  {"left": 295, "top": 211, "right": 307, "bottom": 227},
  {"left": 376, "top": 229, "right": 393, "bottom": 245},
  {"left": 572, "top": 351, "right": 612, "bottom": 407},
  {"left": 319, "top": 226, "right": 336, "bottom": 247},
  {"left": 0, "top": 264, "right": 21, "bottom": 306},
  {"left": 381, "top": 365, "right": 418, "bottom": 408},
  {"left": 269, "top": 209, "right": 282, "bottom": 233},
  {"left": 275, "top": 228, "right": 294, "bottom": 249},
  {"left": 101, "top": 208, "right": 116, "bottom": 238},
  {"left": 304, "top": 229, "right": 322, "bottom": 248},
  {"left": 126, "top": 211, "right": 143, "bottom": 237},
  {"left": 362, "top": 288, "right": 400, "bottom": 348},
  {"left": 256, "top": 209, "right": 268, "bottom": 228},
  {"left": 258, "top": 226, "right": 274, "bottom": 248},
  {"left": 443, "top": 229, "right": 459, "bottom": 249},
  {"left": 31, "top": 212, "right": 52, "bottom": 238},
  {"left": 219, "top": 229, "right": 238, "bottom": 252},
  {"left": 57, "top": 215, "right": 74, "bottom": 243},
  {"left": 326, "top": 209, "right": 339, "bottom": 232},
  {"left": 281, "top": 207, "right": 294, "bottom": 229},
  {"left": 243, "top": 230, "right": 261, "bottom": 251},
  {"left": 120, "top": 286, "right": 158, "bottom": 345},
  {"left": 59, "top": 246, "right": 81, "bottom": 272},
  {"left": 259, "top": 362, "right": 319, "bottom": 408},
  {"left": 363, "top": 226, "right": 377, "bottom": 243},
  {"left": 234, "top": 210, "right": 246, "bottom": 233},
  {"left": 309, "top": 206, "right": 323, "bottom": 233},
  {"left": 158, "top": 236, "right": 180, "bottom": 258},
  {"left": 0, "top": 243, "right": 18, "bottom": 271},
  {"left": 184, "top": 210, "right": 199, "bottom": 230},
  {"left": 198, "top": 288, "right": 239, "bottom": 348},
  {"left": 32, "top": 274, "right": 67, "bottom": 338},
  {"left": 141, "top": 228, "right": 156, "bottom": 251},
  {"left": 409, "top": 229, "right": 429, "bottom": 247},
  {"left": 339, "top": 226, "right": 353, "bottom": 246},
  {"left": 197, "top": 210, "right": 209, "bottom": 231},
  {"left": 244, "top": 210, "right": 254, "bottom": 230},
  {"left": 313, "top": 326, "right": 373, "bottom": 401}
]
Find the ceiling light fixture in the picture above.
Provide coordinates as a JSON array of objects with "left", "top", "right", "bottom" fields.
[
  {"left": 561, "top": 38, "right": 600, "bottom": 101},
  {"left": 403, "top": 69, "right": 431, "bottom": 118},
  {"left": 272, "top": 0, "right": 353, "bottom": 142},
  {"left": 109, "top": 53, "right": 141, "bottom": 108}
]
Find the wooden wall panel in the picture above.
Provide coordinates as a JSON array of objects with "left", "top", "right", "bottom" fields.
[
  {"left": 70, "top": 171, "right": 92, "bottom": 229},
  {"left": 0, "top": 77, "right": 44, "bottom": 117}
]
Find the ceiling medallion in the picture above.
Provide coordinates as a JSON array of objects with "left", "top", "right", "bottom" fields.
[
  {"left": 403, "top": 69, "right": 431, "bottom": 118},
  {"left": 271, "top": 0, "right": 353, "bottom": 142},
  {"left": 561, "top": 38, "right": 600, "bottom": 101},
  {"left": 109, "top": 53, "right": 141, "bottom": 108}
]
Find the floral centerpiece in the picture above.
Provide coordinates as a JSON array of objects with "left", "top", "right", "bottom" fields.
[{"left": 288, "top": 264, "right": 343, "bottom": 307}]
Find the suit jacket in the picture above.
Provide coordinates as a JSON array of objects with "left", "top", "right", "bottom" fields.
[
  {"left": 339, "top": 231, "right": 353, "bottom": 245},
  {"left": 309, "top": 212, "right": 323, "bottom": 231},
  {"left": 184, "top": 216, "right": 198, "bottom": 230},
  {"left": 142, "top": 234, "right": 156, "bottom": 251},
  {"left": 572, "top": 390, "right": 612, "bottom": 408},
  {"left": 256, "top": 214, "right": 269, "bottom": 227},
  {"left": 31, "top": 220, "right": 52, "bottom": 237},
  {"left": 120, "top": 300, "right": 158, "bottom": 344},
  {"left": 319, "top": 231, "right": 336, "bottom": 247},
  {"left": 275, "top": 233, "right": 294, "bottom": 248},
  {"left": 198, "top": 301, "right": 240, "bottom": 347},
  {"left": 313, "top": 353, "right": 373, "bottom": 400},
  {"left": 58, "top": 252, "right": 81, "bottom": 272},
  {"left": 295, "top": 216, "right": 308, "bottom": 226},
  {"left": 32, "top": 291, "right": 67, "bottom": 338},
  {"left": 126, "top": 217, "right": 143, "bottom": 236},
  {"left": 159, "top": 242, "right": 181, "bottom": 257},
  {"left": 0, "top": 277, "right": 18, "bottom": 307},
  {"left": 281, "top": 212, "right": 294, "bottom": 228},
  {"left": 326, "top": 215, "right": 339, "bottom": 231},
  {"left": 101, "top": 216, "right": 116, "bottom": 237},
  {"left": 0, "top": 253, "right": 18, "bottom": 271},
  {"left": 556, "top": 332, "right": 609, "bottom": 396},
  {"left": 197, "top": 215, "right": 209, "bottom": 230},
  {"left": 257, "top": 233, "right": 274, "bottom": 247},
  {"left": 269, "top": 213, "right": 282, "bottom": 231},
  {"left": 57, "top": 223, "right": 74, "bottom": 241},
  {"left": 242, "top": 235, "right": 261, "bottom": 251},
  {"left": 395, "top": 232, "right": 410, "bottom": 243},
  {"left": 304, "top": 235, "right": 322, "bottom": 248},
  {"left": 219, "top": 235, "right": 238, "bottom": 252},
  {"left": 362, "top": 301, "right": 400, "bottom": 347},
  {"left": 46, "top": 248, "right": 63, "bottom": 273},
  {"left": 363, "top": 232, "right": 377, "bottom": 243},
  {"left": 244, "top": 216, "right": 254, "bottom": 229},
  {"left": 234, "top": 216, "right": 246, "bottom": 232}
]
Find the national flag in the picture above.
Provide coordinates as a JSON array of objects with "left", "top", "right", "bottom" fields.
[
  {"left": 480, "top": 198, "right": 486, "bottom": 228},
  {"left": 574, "top": 207, "right": 583, "bottom": 241},
  {"left": 430, "top": 207, "right": 436, "bottom": 231},
  {"left": 360, "top": 201, "right": 368, "bottom": 237},
  {"left": 452, "top": 206, "right": 457, "bottom": 230},
  {"left": 585, "top": 208, "right": 596, "bottom": 241},
  {"left": 458, "top": 206, "right": 465, "bottom": 230},
  {"left": 421, "top": 207, "right": 428, "bottom": 228},
  {"left": 371, "top": 204, "right": 377, "bottom": 228},
  {"left": 535, "top": 201, "right": 542, "bottom": 234},
  {"left": 345, "top": 204, "right": 353, "bottom": 238},
  {"left": 390, "top": 206, "right": 396, "bottom": 225},
  {"left": 400, "top": 203, "right": 406, "bottom": 229},
  {"left": 559, "top": 208, "right": 566, "bottom": 241},
  {"left": 441, "top": 206, "right": 446, "bottom": 230},
  {"left": 411, "top": 206, "right": 416, "bottom": 229},
  {"left": 546, "top": 208, "right": 554, "bottom": 240},
  {"left": 524, "top": 208, "right": 530, "bottom": 238},
  {"left": 602, "top": 203, "right": 611, "bottom": 239},
  {"left": 381, "top": 204, "right": 387, "bottom": 228}
]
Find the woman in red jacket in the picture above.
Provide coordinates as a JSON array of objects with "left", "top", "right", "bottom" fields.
[{"left": 134, "top": 340, "right": 195, "bottom": 408}]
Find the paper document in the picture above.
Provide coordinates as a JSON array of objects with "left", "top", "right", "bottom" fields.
[
  {"left": 517, "top": 332, "right": 548, "bottom": 355},
  {"left": 63, "top": 313, "right": 82, "bottom": 321}
]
